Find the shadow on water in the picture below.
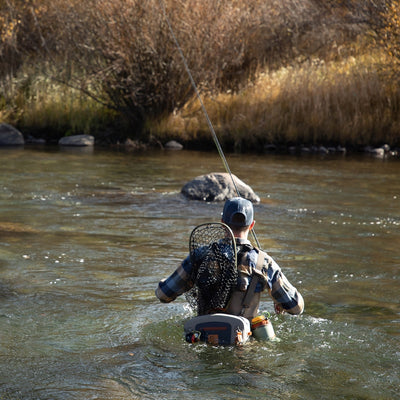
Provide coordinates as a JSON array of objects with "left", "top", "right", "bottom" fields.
[{"left": 0, "top": 147, "right": 399, "bottom": 399}]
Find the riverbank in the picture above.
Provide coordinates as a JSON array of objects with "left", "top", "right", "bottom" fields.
[
  {"left": 2, "top": 47, "right": 400, "bottom": 152},
  {"left": 1, "top": 122, "right": 399, "bottom": 160},
  {"left": 2, "top": 53, "right": 400, "bottom": 157},
  {"left": 1, "top": 0, "right": 400, "bottom": 151},
  {"left": 147, "top": 49, "right": 400, "bottom": 152}
]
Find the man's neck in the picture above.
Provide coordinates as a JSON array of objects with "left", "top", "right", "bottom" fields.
[{"left": 232, "top": 229, "right": 249, "bottom": 240}]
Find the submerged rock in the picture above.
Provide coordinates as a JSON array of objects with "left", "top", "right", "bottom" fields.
[
  {"left": 26, "top": 135, "right": 46, "bottom": 145},
  {"left": 0, "top": 123, "right": 24, "bottom": 146},
  {"left": 58, "top": 134, "right": 95, "bottom": 147},
  {"left": 181, "top": 172, "right": 260, "bottom": 202}
]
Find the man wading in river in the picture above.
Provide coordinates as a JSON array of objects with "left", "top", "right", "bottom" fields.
[{"left": 155, "top": 197, "right": 304, "bottom": 321}]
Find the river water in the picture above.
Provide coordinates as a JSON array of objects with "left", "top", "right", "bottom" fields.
[{"left": 0, "top": 146, "right": 399, "bottom": 400}]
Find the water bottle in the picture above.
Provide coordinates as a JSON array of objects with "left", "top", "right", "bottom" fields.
[{"left": 251, "top": 315, "right": 276, "bottom": 341}]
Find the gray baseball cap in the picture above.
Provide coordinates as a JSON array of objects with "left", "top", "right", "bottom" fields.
[{"left": 222, "top": 197, "right": 254, "bottom": 227}]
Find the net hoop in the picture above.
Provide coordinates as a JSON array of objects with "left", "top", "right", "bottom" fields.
[{"left": 186, "top": 223, "right": 238, "bottom": 314}]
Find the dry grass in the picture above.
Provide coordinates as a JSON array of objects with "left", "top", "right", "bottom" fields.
[
  {"left": 1, "top": 0, "right": 399, "bottom": 148},
  {"left": 0, "top": 68, "right": 115, "bottom": 139},
  {"left": 149, "top": 45, "right": 400, "bottom": 148}
]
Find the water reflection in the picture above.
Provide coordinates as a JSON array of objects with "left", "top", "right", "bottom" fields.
[{"left": 0, "top": 147, "right": 399, "bottom": 399}]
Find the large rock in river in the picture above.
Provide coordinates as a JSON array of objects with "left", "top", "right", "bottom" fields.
[
  {"left": 0, "top": 123, "right": 24, "bottom": 146},
  {"left": 181, "top": 172, "right": 260, "bottom": 202}
]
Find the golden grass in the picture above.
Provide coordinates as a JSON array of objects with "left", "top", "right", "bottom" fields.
[
  {"left": 149, "top": 49, "right": 400, "bottom": 148},
  {"left": 0, "top": 69, "right": 115, "bottom": 137}
]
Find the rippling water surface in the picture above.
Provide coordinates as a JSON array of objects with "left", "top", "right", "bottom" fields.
[{"left": 1, "top": 147, "right": 399, "bottom": 399}]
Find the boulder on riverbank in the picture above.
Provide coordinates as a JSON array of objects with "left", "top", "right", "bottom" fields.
[
  {"left": 58, "top": 134, "right": 95, "bottom": 146},
  {"left": 181, "top": 172, "right": 260, "bottom": 202},
  {"left": 0, "top": 124, "right": 24, "bottom": 146},
  {"left": 165, "top": 140, "right": 183, "bottom": 150}
]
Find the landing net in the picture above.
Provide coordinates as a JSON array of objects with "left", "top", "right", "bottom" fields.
[{"left": 186, "top": 223, "right": 237, "bottom": 315}]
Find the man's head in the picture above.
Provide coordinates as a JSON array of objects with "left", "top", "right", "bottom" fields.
[{"left": 222, "top": 197, "right": 255, "bottom": 235}]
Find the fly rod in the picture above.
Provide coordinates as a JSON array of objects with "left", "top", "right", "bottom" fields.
[{"left": 159, "top": 0, "right": 261, "bottom": 249}]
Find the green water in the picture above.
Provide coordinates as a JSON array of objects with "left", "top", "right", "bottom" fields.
[{"left": 0, "top": 147, "right": 399, "bottom": 399}]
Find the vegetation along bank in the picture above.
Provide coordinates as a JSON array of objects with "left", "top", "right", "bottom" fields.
[{"left": 1, "top": 0, "right": 400, "bottom": 153}]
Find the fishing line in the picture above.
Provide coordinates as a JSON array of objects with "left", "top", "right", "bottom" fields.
[{"left": 159, "top": 0, "right": 261, "bottom": 249}]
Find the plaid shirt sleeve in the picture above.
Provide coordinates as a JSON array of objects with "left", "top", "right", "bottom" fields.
[
  {"left": 263, "top": 255, "right": 304, "bottom": 315},
  {"left": 155, "top": 255, "right": 194, "bottom": 303}
]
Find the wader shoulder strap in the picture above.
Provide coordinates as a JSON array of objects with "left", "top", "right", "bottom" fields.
[
  {"left": 241, "top": 248, "right": 267, "bottom": 310},
  {"left": 254, "top": 247, "right": 266, "bottom": 270}
]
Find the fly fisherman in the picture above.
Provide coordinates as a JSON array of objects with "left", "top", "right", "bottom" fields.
[{"left": 155, "top": 197, "right": 304, "bottom": 321}]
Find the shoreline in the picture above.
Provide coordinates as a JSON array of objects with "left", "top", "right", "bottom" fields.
[
  {"left": 16, "top": 137, "right": 400, "bottom": 160},
  {"left": 1, "top": 123, "right": 399, "bottom": 159}
]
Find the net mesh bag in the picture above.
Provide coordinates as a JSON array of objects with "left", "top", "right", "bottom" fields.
[{"left": 185, "top": 223, "right": 238, "bottom": 315}]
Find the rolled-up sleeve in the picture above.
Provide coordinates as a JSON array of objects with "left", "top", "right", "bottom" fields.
[
  {"left": 155, "top": 255, "right": 194, "bottom": 303},
  {"left": 264, "top": 256, "right": 304, "bottom": 315}
]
